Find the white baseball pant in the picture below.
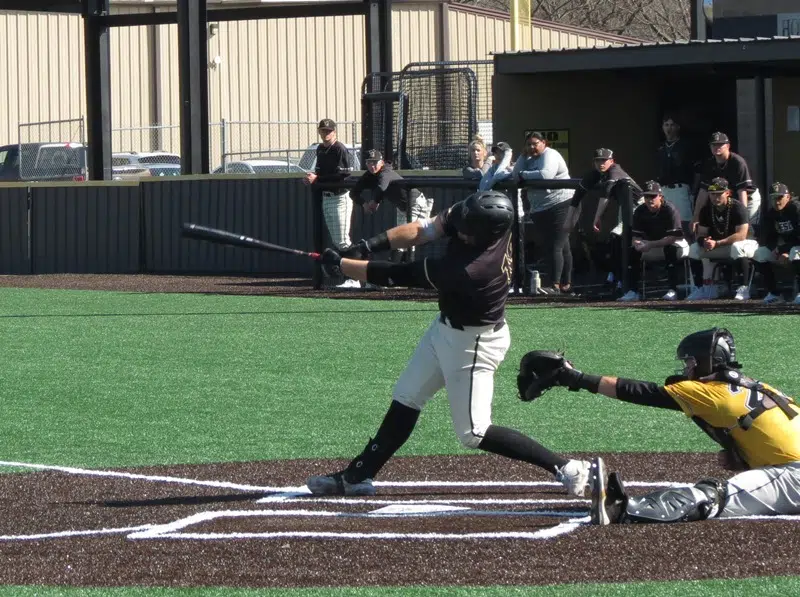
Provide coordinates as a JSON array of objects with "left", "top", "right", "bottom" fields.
[
  {"left": 721, "top": 461, "right": 800, "bottom": 517},
  {"left": 391, "top": 315, "right": 510, "bottom": 449},
  {"left": 662, "top": 184, "right": 693, "bottom": 222},
  {"left": 753, "top": 245, "right": 800, "bottom": 263},
  {"left": 688, "top": 239, "right": 759, "bottom": 261},
  {"left": 322, "top": 190, "right": 353, "bottom": 250},
  {"left": 394, "top": 192, "right": 434, "bottom": 227}
]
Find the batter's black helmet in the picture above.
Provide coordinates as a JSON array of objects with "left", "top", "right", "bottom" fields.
[
  {"left": 676, "top": 328, "right": 740, "bottom": 378},
  {"left": 450, "top": 191, "right": 514, "bottom": 246}
]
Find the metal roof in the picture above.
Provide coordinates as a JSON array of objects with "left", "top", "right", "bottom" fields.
[{"left": 495, "top": 35, "right": 800, "bottom": 75}]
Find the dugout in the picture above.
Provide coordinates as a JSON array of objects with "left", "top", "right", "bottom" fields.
[{"left": 492, "top": 36, "right": 800, "bottom": 195}]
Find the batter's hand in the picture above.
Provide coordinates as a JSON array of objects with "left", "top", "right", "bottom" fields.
[
  {"left": 303, "top": 172, "right": 318, "bottom": 186},
  {"left": 320, "top": 248, "right": 342, "bottom": 277}
]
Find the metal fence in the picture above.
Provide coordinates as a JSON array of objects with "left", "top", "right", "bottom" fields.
[{"left": 17, "top": 118, "right": 87, "bottom": 181}]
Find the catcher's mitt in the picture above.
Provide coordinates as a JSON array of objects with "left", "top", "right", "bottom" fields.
[{"left": 517, "top": 350, "right": 568, "bottom": 401}]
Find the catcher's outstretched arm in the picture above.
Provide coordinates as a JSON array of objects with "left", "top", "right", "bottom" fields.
[{"left": 566, "top": 369, "right": 680, "bottom": 410}]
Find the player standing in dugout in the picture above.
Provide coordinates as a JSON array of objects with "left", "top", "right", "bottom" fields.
[{"left": 302, "top": 118, "right": 357, "bottom": 288}]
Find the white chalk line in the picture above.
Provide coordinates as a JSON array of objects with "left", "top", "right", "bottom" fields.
[{"left": 0, "top": 525, "right": 155, "bottom": 541}]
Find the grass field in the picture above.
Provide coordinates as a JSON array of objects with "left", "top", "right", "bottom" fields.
[{"left": 0, "top": 287, "right": 798, "bottom": 595}]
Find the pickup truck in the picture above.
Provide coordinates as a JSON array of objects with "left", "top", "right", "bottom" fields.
[{"left": 0, "top": 142, "right": 87, "bottom": 182}]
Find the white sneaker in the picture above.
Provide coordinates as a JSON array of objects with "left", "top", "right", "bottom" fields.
[
  {"left": 556, "top": 459, "right": 591, "bottom": 497},
  {"left": 336, "top": 279, "right": 361, "bottom": 289},
  {"left": 794, "top": 293, "right": 800, "bottom": 305},
  {"left": 734, "top": 285, "right": 750, "bottom": 301},
  {"left": 662, "top": 289, "right": 678, "bottom": 301},
  {"left": 616, "top": 290, "right": 640, "bottom": 302},
  {"left": 762, "top": 292, "right": 785, "bottom": 305}
]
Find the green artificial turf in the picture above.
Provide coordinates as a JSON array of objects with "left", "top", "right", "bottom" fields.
[
  {"left": 0, "top": 576, "right": 799, "bottom": 596},
  {"left": 0, "top": 288, "right": 796, "bottom": 468}
]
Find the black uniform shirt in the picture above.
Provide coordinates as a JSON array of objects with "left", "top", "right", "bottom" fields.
[
  {"left": 761, "top": 199, "right": 800, "bottom": 251},
  {"left": 657, "top": 138, "right": 696, "bottom": 187},
  {"left": 350, "top": 165, "right": 421, "bottom": 211},
  {"left": 570, "top": 163, "right": 642, "bottom": 207},
  {"left": 632, "top": 200, "right": 683, "bottom": 241},
  {"left": 698, "top": 198, "right": 748, "bottom": 240},
  {"left": 314, "top": 141, "right": 353, "bottom": 193},
  {"left": 699, "top": 152, "right": 755, "bottom": 194},
  {"left": 422, "top": 207, "right": 513, "bottom": 327}
]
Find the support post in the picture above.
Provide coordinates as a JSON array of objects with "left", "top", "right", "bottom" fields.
[
  {"left": 84, "top": 0, "right": 112, "bottom": 180},
  {"left": 177, "top": 0, "right": 210, "bottom": 174}
]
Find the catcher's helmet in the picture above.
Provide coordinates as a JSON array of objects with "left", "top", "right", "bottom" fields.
[
  {"left": 450, "top": 191, "right": 514, "bottom": 246},
  {"left": 676, "top": 327, "right": 740, "bottom": 378}
]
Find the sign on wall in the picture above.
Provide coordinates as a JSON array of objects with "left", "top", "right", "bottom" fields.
[
  {"left": 777, "top": 13, "right": 800, "bottom": 36},
  {"left": 523, "top": 129, "right": 570, "bottom": 167}
]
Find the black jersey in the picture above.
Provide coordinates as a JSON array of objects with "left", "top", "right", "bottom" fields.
[
  {"left": 698, "top": 198, "right": 748, "bottom": 240},
  {"left": 314, "top": 141, "right": 353, "bottom": 193},
  {"left": 761, "top": 199, "right": 800, "bottom": 251},
  {"left": 418, "top": 207, "right": 513, "bottom": 327},
  {"left": 350, "top": 165, "right": 422, "bottom": 211},
  {"left": 570, "top": 163, "right": 642, "bottom": 207},
  {"left": 632, "top": 200, "right": 683, "bottom": 241},
  {"left": 699, "top": 152, "right": 755, "bottom": 194},
  {"left": 656, "top": 138, "right": 696, "bottom": 187}
]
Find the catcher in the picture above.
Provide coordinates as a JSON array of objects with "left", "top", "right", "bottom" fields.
[{"left": 517, "top": 328, "right": 800, "bottom": 525}]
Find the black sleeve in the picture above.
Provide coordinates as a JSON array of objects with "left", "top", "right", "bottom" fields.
[
  {"left": 666, "top": 203, "right": 683, "bottom": 237},
  {"left": 350, "top": 173, "right": 368, "bottom": 201},
  {"left": 631, "top": 206, "right": 645, "bottom": 237},
  {"left": 366, "top": 259, "right": 434, "bottom": 289},
  {"left": 613, "top": 378, "right": 682, "bottom": 410},
  {"left": 697, "top": 202, "right": 712, "bottom": 228},
  {"left": 570, "top": 171, "right": 597, "bottom": 207},
  {"left": 730, "top": 200, "right": 749, "bottom": 228},
  {"left": 733, "top": 156, "right": 752, "bottom": 190}
]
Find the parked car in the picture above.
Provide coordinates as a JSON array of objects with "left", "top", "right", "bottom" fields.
[
  {"left": 0, "top": 142, "right": 87, "bottom": 181},
  {"left": 212, "top": 159, "right": 306, "bottom": 175},
  {"left": 297, "top": 143, "right": 361, "bottom": 172},
  {"left": 112, "top": 151, "right": 182, "bottom": 179}
]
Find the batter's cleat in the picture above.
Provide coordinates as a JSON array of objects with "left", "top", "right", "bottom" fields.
[
  {"left": 306, "top": 471, "right": 376, "bottom": 496},
  {"left": 556, "top": 459, "right": 591, "bottom": 497}
]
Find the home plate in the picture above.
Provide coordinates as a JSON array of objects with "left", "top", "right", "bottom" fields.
[{"left": 369, "top": 504, "right": 472, "bottom": 516}]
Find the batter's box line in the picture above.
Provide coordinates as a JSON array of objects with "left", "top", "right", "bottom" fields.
[{"left": 126, "top": 509, "right": 591, "bottom": 541}]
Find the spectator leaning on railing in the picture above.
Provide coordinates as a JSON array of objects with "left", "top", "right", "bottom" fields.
[
  {"left": 512, "top": 131, "right": 575, "bottom": 294},
  {"left": 462, "top": 135, "right": 492, "bottom": 180}
]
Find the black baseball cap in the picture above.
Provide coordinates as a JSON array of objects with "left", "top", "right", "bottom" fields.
[
  {"left": 593, "top": 148, "right": 613, "bottom": 160},
  {"left": 492, "top": 142, "right": 511, "bottom": 153},
  {"left": 366, "top": 149, "right": 383, "bottom": 162},
  {"left": 709, "top": 132, "right": 730, "bottom": 144},
  {"left": 318, "top": 118, "right": 336, "bottom": 130},
  {"left": 770, "top": 182, "right": 790, "bottom": 196},
  {"left": 707, "top": 177, "right": 729, "bottom": 193},
  {"left": 642, "top": 180, "right": 663, "bottom": 196}
]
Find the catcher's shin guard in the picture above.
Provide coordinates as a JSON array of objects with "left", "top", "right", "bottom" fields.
[
  {"left": 622, "top": 478, "right": 727, "bottom": 523},
  {"left": 342, "top": 400, "right": 420, "bottom": 483}
]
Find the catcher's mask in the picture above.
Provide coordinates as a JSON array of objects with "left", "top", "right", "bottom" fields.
[
  {"left": 449, "top": 191, "right": 514, "bottom": 247},
  {"left": 676, "top": 327, "right": 740, "bottom": 378}
]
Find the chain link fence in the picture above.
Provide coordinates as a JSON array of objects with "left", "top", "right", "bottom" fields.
[{"left": 17, "top": 118, "right": 87, "bottom": 181}]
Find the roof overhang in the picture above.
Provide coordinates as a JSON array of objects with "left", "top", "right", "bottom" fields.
[
  {"left": 495, "top": 37, "right": 800, "bottom": 78},
  {"left": 0, "top": 0, "right": 82, "bottom": 12}
]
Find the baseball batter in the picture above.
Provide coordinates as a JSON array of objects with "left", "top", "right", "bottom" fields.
[
  {"left": 518, "top": 328, "right": 800, "bottom": 524},
  {"left": 306, "top": 191, "right": 590, "bottom": 497}
]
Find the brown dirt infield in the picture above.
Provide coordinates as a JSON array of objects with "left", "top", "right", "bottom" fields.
[
  {"left": 1, "top": 452, "right": 800, "bottom": 589},
  {"left": 1, "top": 274, "right": 798, "bottom": 589}
]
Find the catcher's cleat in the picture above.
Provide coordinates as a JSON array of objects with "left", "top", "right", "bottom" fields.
[
  {"left": 556, "top": 459, "right": 590, "bottom": 497},
  {"left": 306, "top": 471, "right": 376, "bottom": 496},
  {"left": 591, "top": 457, "right": 628, "bottom": 525}
]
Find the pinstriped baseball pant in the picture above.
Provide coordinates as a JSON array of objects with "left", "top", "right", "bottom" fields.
[{"left": 322, "top": 190, "right": 353, "bottom": 250}]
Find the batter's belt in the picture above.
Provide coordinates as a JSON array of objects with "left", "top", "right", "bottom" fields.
[{"left": 440, "top": 314, "right": 505, "bottom": 332}]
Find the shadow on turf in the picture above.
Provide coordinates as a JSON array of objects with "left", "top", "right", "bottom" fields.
[{"left": 98, "top": 492, "right": 277, "bottom": 507}]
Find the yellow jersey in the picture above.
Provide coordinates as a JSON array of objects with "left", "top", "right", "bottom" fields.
[{"left": 665, "top": 379, "right": 800, "bottom": 468}]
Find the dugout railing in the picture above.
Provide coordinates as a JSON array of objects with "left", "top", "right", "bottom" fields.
[{"left": 0, "top": 174, "right": 638, "bottom": 296}]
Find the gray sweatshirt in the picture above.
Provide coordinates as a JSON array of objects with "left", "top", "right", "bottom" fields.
[
  {"left": 478, "top": 147, "right": 513, "bottom": 191},
  {"left": 512, "top": 147, "right": 574, "bottom": 213}
]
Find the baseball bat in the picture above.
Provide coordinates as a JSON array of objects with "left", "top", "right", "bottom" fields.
[{"left": 181, "top": 223, "right": 321, "bottom": 260}]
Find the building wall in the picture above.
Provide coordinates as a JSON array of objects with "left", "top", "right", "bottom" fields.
[
  {"left": 713, "top": 0, "right": 800, "bottom": 18},
  {"left": 771, "top": 77, "right": 800, "bottom": 192},
  {"left": 0, "top": 1, "right": 637, "bottom": 166},
  {"left": 492, "top": 71, "right": 661, "bottom": 182}
]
